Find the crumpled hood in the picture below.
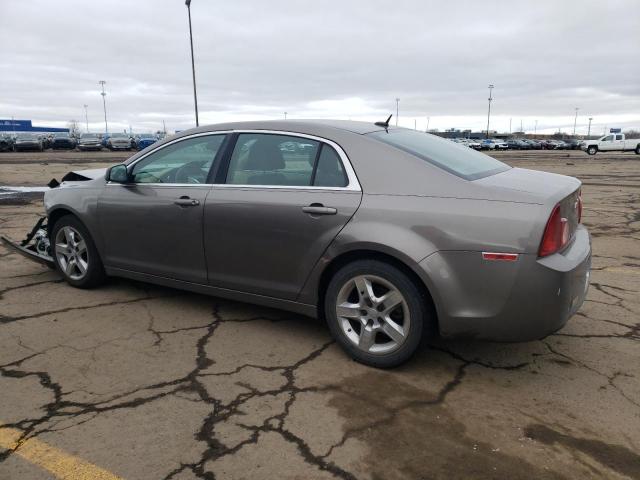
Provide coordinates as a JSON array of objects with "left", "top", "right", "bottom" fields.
[{"left": 61, "top": 167, "right": 107, "bottom": 182}]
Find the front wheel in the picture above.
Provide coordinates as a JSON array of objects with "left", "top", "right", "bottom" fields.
[
  {"left": 587, "top": 146, "right": 597, "bottom": 155},
  {"left": 635, "top": 145, "right": 640, "bottom": 155},
  {"left": 324, "top": 260, "right": 431, "bottom": 368},
  {"left": 52, "top": 215, "right": 106, "bottom": 288}
]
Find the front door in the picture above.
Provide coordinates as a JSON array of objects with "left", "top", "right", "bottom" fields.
[
  {"left": 204, "top": 132, "right": 362, "bottom": 300},
  {"left": 98, "top": 133, "right": 227, "bottom": 283}
]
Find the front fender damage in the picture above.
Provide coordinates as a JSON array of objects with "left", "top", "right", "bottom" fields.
[{"left": 0, "top": 216, "right": 55, "bottom": 267}]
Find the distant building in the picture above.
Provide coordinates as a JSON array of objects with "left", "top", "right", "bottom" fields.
[{"left": 0, "top": 119, "right": 68, "bottom": 133}]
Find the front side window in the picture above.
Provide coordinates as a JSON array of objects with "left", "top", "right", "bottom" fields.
[
  {"left": 602, "top": 135, "right": 613, "bottom": 142},
  {"left": 131, "top": 134, "right": 225, "bottom": 184},
  {"left": 368, "top": 129, "right": 510, "bottom": 180}
]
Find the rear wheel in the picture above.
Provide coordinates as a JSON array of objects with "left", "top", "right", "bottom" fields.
[
  {"left": 635, "top": 145, "right": 640, "bottom": 155},
  {"left": 324, "top": 260, "right": 430, "bottom": 368},
  {"left": 52, "top": 215, "right": 106, "bottom": 288},
  {"left": 587, "top": 146, "right": 597, "bottom": 155}
]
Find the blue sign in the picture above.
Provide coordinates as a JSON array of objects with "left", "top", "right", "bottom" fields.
[{"left": 610, "top": 128, "right": 621, "bottom": 133}]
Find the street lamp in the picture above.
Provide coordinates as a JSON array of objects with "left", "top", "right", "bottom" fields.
[
  {"left": 426, "top": 116, "right": 430, "bottom": 132},
  {"left": 587, "top": 117, "right": 593, "bottom": 138},
  {"left": 395, "top": 98, "right": 400, "bottom": 126},
  {"left": 534, "top": 119, "right": 538, "bottom": 136},
  {"left": 83, "top": 104, "right": 89, "bottom": 132},
  {"left": 185, "top": 0, "right": 199, "bottom": 127},
  {"left": 284, "top": 112, "right": 287, "bottom": 120},
  {"left": 573, "top": 107, "right": 579, "bottom": 135},
  {"left": 486, "top": 84, "right": 494, "bottom": 139},
  {"left": 99, "top": 81, "right": 108, "bottom": 133}
]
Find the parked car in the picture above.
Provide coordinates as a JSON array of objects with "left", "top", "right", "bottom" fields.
[
  {"left": 506, "top": 139, "right": 527, "bottom": 150},
  {"left": 2, "top": 120, "right": 591, "bottom": 368},
  {"left": 77, "top": 133, "right": 103, "bottom": 151},
  {"left": 0, "top": 133, "right": 14, "bottom": 152},
  {"left": 582, "top": 134, "right": 640, "bottom": 155},
  {"left": 133, "top": 133, "right": 158, "bottom": 151},
  {"left": 480, "top": 139, "right": 508, "bottom": 150},
  {"left": 564, "top": 139, "right": 583, "bottom": 150},
  {"left": 13, "top": 133, "right": 44, "bottom": 151},
  {"left": 51, "top": 132, "right": 77, "bottom": 150},
  {"left": 107, "top": 133, "right": 132, "bottom": 151}
]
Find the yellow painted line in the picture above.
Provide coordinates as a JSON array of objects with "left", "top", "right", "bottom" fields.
[{"left": 0, "top": 424, "right": 122, "bottom": 480}]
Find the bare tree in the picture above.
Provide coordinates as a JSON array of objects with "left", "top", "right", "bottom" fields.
[
  {"left": 67, "top": 119, "right": 80, "bottom": 137},
  {"left": 624, "top": 129, "right": 640, "bottom": 139}
]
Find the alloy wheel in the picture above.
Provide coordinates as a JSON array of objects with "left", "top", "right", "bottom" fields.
[
  {"left": 55, "top": 226, "right": 89, "bottom": 281},
  {"left": 335, "top": 275, "right": 410, "bottom": 355}
]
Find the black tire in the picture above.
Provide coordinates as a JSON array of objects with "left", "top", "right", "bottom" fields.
[
  {"left": 51, "top": 215, "right": 106, "bottom": 288},
  {"left": 324, "top": 259, "right": 431, "bottom": 368},
  {"left": 635, "top": 145, "right": 640, "bottom": 155},
  {"left": 587, "top": 146, "right": 597, "bottom": 155}
]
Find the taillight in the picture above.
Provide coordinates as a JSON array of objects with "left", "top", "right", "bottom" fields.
[{"left": 539, "top": 204, "right": 570, "bottom": 257}]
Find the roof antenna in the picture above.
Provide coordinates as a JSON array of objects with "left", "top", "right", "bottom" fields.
[{"left": 374, "top": 115, "right": 392, "bottom": 129}]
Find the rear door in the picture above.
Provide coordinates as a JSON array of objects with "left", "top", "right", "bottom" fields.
[
  {"left": 203, "top": 131, "right": 362, "bottom": 300},
  {"left": 98, "top": 133, "right": 227, "bottom": 283}
]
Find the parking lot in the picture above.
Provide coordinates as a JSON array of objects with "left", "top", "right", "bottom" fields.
[{"left": 0, "top": 149, "right": 639, "bottom": 479}]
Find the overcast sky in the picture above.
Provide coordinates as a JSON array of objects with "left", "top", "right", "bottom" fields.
[{"left": 1, "top": 0, "right": 639, "bottom": 134}]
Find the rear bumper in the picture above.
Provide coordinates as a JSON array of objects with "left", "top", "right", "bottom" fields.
[{"left": 420, "top": 225, "right": 591, "bottom": 341}]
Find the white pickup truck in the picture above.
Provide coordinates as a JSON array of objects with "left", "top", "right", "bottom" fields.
[{"left": 582, "top": 133, "right": 640, "bottom": 155}]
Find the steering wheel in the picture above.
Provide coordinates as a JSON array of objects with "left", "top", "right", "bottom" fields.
[{"left": 174, "top": 161, "right": 206, "bottom": 184}]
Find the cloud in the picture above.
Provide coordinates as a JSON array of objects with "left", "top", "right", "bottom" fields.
[{"left": 0, "top": 0, "right": 638, "bottom": 134}]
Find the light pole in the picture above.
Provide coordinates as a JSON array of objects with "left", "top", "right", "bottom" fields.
[
  {"left": 83, "top": 104, "right": 89, "bottom": 132},
  {"left": 486, "top": 84, "right": 494, "bottom": 139},
  {"left": 509, "top": 117, "right": 512, "bottom": 134},
  {"left": 185, "top": 0, "right": 199, "bottom": 127},
  {"left": 534, "top": 119, "right": 538, "bottom": 136},
  {"left": 284, "top": 112, "right": 287, "bottom": 120},
  {"left": 587, "top": 117, "right": 593, "bottom": 138},
  {"left": 395, "top": 98, "right": 399, "bottom": 126},
  {"left": 426, "top": 116, "right": 430, "bottom": 132},
  {"left": 573, "top": 107, "right": 579, "bottom": 135},
  {"left": 99, "top": 81, "right": 108, "bottom": 133},
  {"left": 414, "top": 119, "right": 416, "bottom": 130}
]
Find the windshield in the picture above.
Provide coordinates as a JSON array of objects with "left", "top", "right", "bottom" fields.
[
  {"left": 139, "top": 134, "right": 155, "bottom": 139},
  {"left": 367, "top": 129, "right": 510, "bottom": 180},
  {"left": 17, "top": 134, "right": 36, "bottom": 140},
  {"left": 54, "top": 132, "right": 69, "bottom": 138},
  {"left": 80, "top": 133, "right": 99, "bottom": 139},
  {"left": 111, "top": 133, "right": 127, "bottom": 138}
]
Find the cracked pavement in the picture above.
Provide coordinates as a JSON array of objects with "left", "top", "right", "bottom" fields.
[{"left": 1, "top": 150, "right": 639, "bottom": 479}]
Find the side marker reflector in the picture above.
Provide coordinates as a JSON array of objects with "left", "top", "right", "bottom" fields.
[{"left": 482, "top": 252, "right": 519, "bottom": 262}]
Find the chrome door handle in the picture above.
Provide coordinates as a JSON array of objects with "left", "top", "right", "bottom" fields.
[
  {"left": 174, "top": 198, "right": 200, "bottom": 207},
  {"left": 302, "top": 204, "right": 337, "bottom": 215}
]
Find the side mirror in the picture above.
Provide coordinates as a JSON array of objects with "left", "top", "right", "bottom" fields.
[{"left": 107, "top": 164, "right": 130, "bottom": 183}]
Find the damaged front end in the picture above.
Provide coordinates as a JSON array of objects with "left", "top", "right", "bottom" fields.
[
  {"left": 2, "top": 167, "right": 108, "bottom": 268},
  {"left": 1, "top": 216, "right": 55, "bottom": 267}
]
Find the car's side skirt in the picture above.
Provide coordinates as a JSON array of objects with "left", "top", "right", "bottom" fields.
[{"left": 105, "top": 267, "right": 318, "bottom": 318}]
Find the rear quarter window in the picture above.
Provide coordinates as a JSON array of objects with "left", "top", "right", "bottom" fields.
[{"left": 368, "top": 129, "right": 510, "bottom": 180}]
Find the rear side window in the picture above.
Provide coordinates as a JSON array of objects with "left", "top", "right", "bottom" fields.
[
  {"left": 225, "top": 133, "right": 349, "bottom": 187},
  {"left": 368, "top": 129, "right": 510, "bottom": 180},
  {"left": 615, "top": 135, "right": 623, "bottom": 140},
  {"left": 313, "top": 145, "right": 348, "bottom": 187}
]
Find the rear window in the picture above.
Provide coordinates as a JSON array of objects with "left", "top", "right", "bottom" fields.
[{"left": 368, "top": 129, "right": 510, "bottom": 180}]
